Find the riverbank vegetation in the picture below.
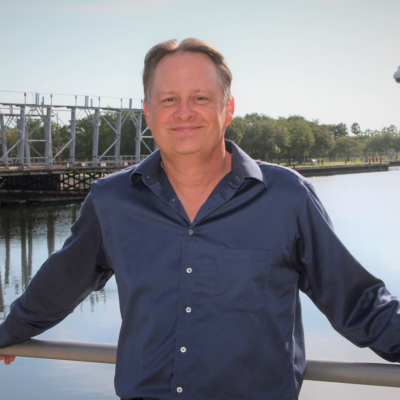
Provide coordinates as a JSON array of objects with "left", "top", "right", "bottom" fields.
[
  {"left": 225, "top": 115, "right": 400, "bottom": 164},
  {"left": 3, "top": 113, "right": 400, "bottom": 164}
]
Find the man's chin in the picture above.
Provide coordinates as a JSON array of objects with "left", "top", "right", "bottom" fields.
[{"left": 168, "top": 140, "right": 206, "bottom": 156}]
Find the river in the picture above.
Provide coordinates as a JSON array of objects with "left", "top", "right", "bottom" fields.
[{"left": 0, "top": 168, "right": 399, "bottom": 399}]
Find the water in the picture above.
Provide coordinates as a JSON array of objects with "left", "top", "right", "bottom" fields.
[
  {"left": 301, "top": 167, "right": 400, "bottom": 399},
  {"left": 0, "top": 169, "right": 400, "bottom": 399},
  {"left": 0, "top": 204, "right": 120, "bottom": 399}
]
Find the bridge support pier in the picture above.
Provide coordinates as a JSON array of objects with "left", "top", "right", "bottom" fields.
[
  {"left": 43, "top": 106, "right": 53, "bottom": 170},
  {"left": 91, "top": 109, "right": 100, "bottom": 168},
  {"left": 115, "top": 111, "right": 121, "bottom": 167},
  {"left": 24, "top": 108, "right": 31, "bottom": 169},
  {"left": 135, "top": 110, "right": 143, "bottom": 164},
  {"left": 17, "top": 107, "right": 26, "bottom": 170},
  {"left": 69, "top": 108, "right": 76, "bottom": 168},
  {"left": 0, "top": 114, "right": 8, "bottom": 169}
]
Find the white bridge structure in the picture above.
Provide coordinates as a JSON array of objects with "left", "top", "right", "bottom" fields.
[{"left": 0, "top": 91, "right": 155, "bottom": 170}]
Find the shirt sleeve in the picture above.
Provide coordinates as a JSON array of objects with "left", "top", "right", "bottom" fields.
[
  {"left": 0, "top": 192, "right": 114, "bottom": 349},
  {"left": 296, "top": 180, "right": 400, "bottom": 362}
]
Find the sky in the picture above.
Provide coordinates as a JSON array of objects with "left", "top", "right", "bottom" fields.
[{"left": 1, "top": 0, "right": 399, "bottom": 132}]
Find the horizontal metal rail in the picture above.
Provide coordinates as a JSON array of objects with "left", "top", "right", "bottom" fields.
[
  {"left": 1, "top": 339, "right": 400, "bottom": 388},
  {"left": 1, "top": 339, "right": 116, "bottom": 364},
  {"left": 305, "top": 359, "right": 400, "bottom": 388}
]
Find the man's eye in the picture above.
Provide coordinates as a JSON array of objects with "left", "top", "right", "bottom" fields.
[
  {"left": 161, "top": 97, "right": 175, "bottom": 104},
  {"left": 196, "top": 96, "right": 207, "bottom": 102}
]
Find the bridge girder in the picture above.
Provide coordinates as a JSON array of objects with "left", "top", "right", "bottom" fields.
[{"left": 0, "top": 95, "right": 151, "bottom": 170}]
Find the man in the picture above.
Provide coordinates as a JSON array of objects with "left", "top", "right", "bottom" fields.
[{"left": 1, "top": 38, "right": 400, "bottom": 400}]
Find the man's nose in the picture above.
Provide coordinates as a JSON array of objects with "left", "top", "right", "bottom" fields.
[{"left": 174, "top": 99, "right": 195, "bottom": 120}]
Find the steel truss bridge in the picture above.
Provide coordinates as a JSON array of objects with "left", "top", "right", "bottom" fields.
[
  {"left": 0, "top": 92, "right": 154, "bottom": 169},
  {"left": 0, "top": 92, "right": 155, "bottom": 203}
]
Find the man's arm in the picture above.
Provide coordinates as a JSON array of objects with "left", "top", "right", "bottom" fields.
[
  {"left": 296, "top": 181, "right": 400, "bottom": 362},
  {"left": 0, "top": 323, "right": 15, "bottom": 365},
  {"left": 0, "top": 192, "right": 113, "bottom": 350}
]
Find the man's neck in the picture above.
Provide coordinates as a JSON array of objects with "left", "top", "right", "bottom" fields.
[
  {"left": 161, "top": 149, "right": 231, "bottom": 188},
  {"left": 160, "top": 144, "right": 232, "bottom": 222}
]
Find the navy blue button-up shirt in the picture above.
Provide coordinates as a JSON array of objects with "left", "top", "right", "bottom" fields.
[{"left": 1, "top": 141, "right": 400, "bottom": 400}]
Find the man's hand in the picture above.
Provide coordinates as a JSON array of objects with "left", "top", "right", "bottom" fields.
[
  {"left": 0, "top": 355, "right": 15, "bottom": 365},
  {"left": 0, "top": 322, "right": 16, "bottom": 365}
]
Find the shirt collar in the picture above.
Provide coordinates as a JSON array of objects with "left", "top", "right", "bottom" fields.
[
  {"left": 130, "top": 139, "right": 267, "bottom": 189},
  {"left": 225, "top": 140, "right": 267, "bottom": 188}
]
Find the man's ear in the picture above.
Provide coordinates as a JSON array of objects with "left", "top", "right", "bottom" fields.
[
  {"left": 143, "top": 101, "right": 152, "bottom": 130},
  {"left": 225, "top": 96, "right": 235, "bottom": 128}
]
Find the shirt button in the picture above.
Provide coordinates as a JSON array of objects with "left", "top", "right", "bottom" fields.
[
  {"left": 188, "top": 229, "right": 194, "bottom": 235},
  {"left": 180, "top": 347, "right": 187, "bottom": 353},
  {"left": 186, "top": 268, "right": 192, "bottom": 274},
  {"left": 177, "top": 387, "right": 183, "bottom": 393},
  {"left": 186, "top": 307, "right": 192, "bottom": 313}
]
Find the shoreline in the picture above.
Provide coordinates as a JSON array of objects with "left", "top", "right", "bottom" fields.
[
  {"left": 1, "top": 162, "right": 398, "bottom": 205},
  {"left": 293, "top": 162, "right": 391, "bottom": 177}
]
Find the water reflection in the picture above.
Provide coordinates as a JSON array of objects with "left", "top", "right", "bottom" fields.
[
  {"left": 0, "top": 204, "right": 120, "bottom": 399},
  {"left": 1, "top": 170, "right": 400, "bottom": 399},
  {"left": 0, "top": 203, "right": 115, "bottom": 319}
]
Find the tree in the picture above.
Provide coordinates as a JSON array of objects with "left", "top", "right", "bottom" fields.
[
  {"left": 364, "top": 125, "right": 398, "bottom": 157},
  {"left": 364, "top": 135, "right": 384, "bottom": 155},
  {"left": 325, "top": 123, "right": 348, "bottom": 140},
  {"left": 239, "top": 115, "right": 290, "bottom": 161},
  {"left": 310, "top": 123, "right": 335, "bottom": 158},
  {"left": 74, "top": 117, "right": 95, "bottom": 159},
  {"left": 5, "top": 127, "right": 18, "bottom": 158},
  {"left": 334, "top": 136, "right": 364, "bottom": 158},
  {"left": 380, "top": 126, "right": 397, "bottom": 155},
  {"left": 351, "top": 122, "right": 362, "bottom": 136},
  {"left": 225, "top": 116, "right": 246, "bottom": 145},
  {"left": 286, "top": 116, "right": 314, "bottom": 162},
  {"left": 393, "top": 132, "right": 400, "bottom": 159}
]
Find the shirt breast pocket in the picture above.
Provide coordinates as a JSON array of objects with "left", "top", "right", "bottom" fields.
[{"left": 215, "top": 249, "right": 271, "bottom": 312}]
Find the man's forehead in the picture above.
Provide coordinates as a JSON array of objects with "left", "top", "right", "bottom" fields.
[
  {"left": 158, "top": 51, "right": 210, "bottom": 65},
  {"left": 151, "top": 52, "right": 222, "bottom": 96},
  {"left": 154, "top": 52, "right": 218, "bottom": 77}
]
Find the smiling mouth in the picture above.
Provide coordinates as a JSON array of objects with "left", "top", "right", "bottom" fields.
[
  {"left": 172, "top": 126, "right": 202, "bottom": 130},
  {"left": 171, "top": 126, "right": 203, "bottom": 133}
]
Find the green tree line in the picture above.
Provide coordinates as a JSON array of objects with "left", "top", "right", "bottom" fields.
[
  {"left": 3, "top": 112, "right": 400, "bottom": 163},
  {"left": 226, "top": 114, "right": 400, "bottom": 163}
]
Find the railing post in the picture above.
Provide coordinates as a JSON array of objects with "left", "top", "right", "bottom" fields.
[
  {"left": 17, "top": 106, "right": 26, "bottom": 170},
  {"left": 69, "top": 108, "right": 76, "bottom": 168},
  {"left": 92, "top": 109, "right": 100, "bottom": 168},
  {"left": 44, "top": 106, "right": 53, "bottom": 170},
  {"left": 24, "top": 116, "right": 31, "bottom": 169},
  {"left": 115, "top": 110, "right": 121, "bottom": 167},
  {"left": 0, "top": 114, "right": 9, "bottom": 169},
  {"left": 135, "top": 110, "right": 142, "bottom": 164}
]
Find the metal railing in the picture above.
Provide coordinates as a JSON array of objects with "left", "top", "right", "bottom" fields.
[
  {"left": 0, "top": 155, "right": 142, "bottom": 169},
  {"left": 1, "top": 339, "right": 400, "bottom": 388}
]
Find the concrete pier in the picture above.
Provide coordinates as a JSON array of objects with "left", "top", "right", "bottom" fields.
[{"left": 295, "top": 163, "right": 389, "bottom": 178}]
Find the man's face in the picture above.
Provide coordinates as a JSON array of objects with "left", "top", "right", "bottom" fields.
[{"left": 143, "top": 52, "right": 234, "bottom": 159}]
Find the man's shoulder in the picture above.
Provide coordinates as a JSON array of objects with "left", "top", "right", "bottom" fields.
[
  {"left": 254, "top": 160, "right": 312, "bottom": 190},
  {"left": 253, "top": 160, "right": 330, "bottom": 224},
  {"left": 91, "top": 164, "right": 139, "bottom": 193}
]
